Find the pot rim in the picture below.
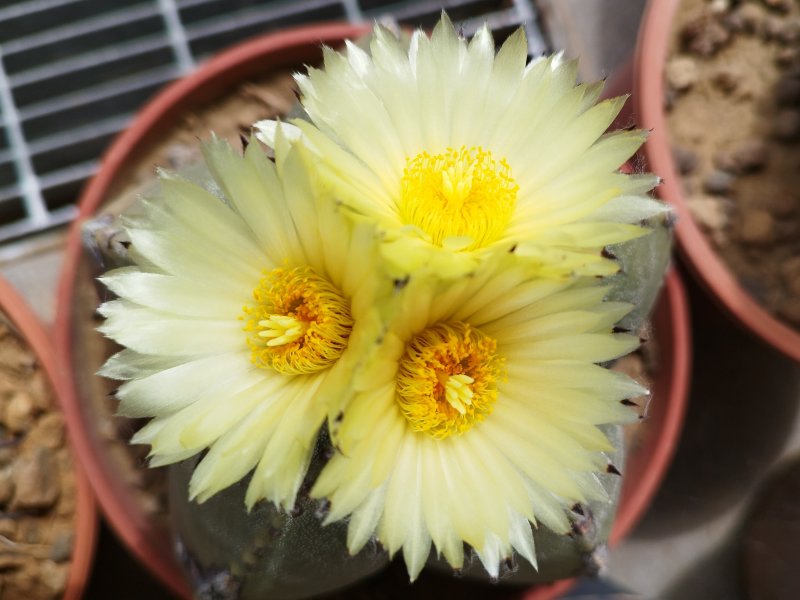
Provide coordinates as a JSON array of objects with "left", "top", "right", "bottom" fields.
[
  {"left": 633, "top": 0, "right": 800, "bottom": 363},
  {"left": 0, "top": 275, "right": 98, "bottom": 600},
  {"left": 54, "top": 21, "right": 370, "bottom": 599}
]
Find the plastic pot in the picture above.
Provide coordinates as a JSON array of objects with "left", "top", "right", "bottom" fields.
[
  {"left": 55, "top": 22, "right": 691, "bottom": 598},
  {"left": 0, "top": 275, "right": 97, "bottom": 600},
  {"left": 634, "top": 0, "right": 800, "bottom": 363}
]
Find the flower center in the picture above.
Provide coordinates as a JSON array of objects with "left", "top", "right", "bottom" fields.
[
  {"left": 399, "top": 146, "right": 518, "bottom": 251},
  {"left": 242, "top": 266, "right": 352, "bottom": 375},
  {"left": 396, "top": 322, "right": 504, "bottom": 439}
]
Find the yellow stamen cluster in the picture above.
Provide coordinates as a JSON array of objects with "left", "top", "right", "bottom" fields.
[
  {"left": 242, "top": 266, "right": 353, "bottom": 374},
  {"left": 399, "top": 146, "right": 518, "bottom": 251},
  {"left": 396, "top": 322, "right": 504, "bottom": 439}
]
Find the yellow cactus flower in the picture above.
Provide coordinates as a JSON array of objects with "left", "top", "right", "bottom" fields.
[
  {"left": 98, "top": 134, "right": 386, "bottom": 511},
  {"left": 255, "top": 15, "right": 667, "bottom": 279},
  {"left": 312, "top": 254, "right": 643, "bottom": 580}
]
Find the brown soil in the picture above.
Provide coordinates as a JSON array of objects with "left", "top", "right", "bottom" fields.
[
  {"left": 107, "top": 72, "right": 298, "bottom": 205},
  {"left": 614, "top": 347, "right": 655, "bottom": 455},
  {"left": 0, "top": 315, "right": 78, "bottom": 600},
  {"left": 665, "top": 0, "right": 800, "bottom": 326}
]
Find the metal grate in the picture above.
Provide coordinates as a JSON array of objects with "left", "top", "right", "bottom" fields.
[{"left": 0, "top": 0, "right": 549, "bottom": 243}]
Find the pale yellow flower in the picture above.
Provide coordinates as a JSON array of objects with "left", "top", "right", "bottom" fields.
[
  {"left": 255, "top": 15, "right": 667, "bottom": 279},
  {"left": 312, "top": 254, "right": 643, "bottom": 580},
  {"left": 98, "top": 134, "right": 385, "bottom": 510}
]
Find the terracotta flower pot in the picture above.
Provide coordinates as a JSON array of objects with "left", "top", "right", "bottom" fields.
[
  {"left": 634, "top": 0, "right": 800, "bottom": 363},
  {"left": 54, "top": 22, "right": 691, "bottom": 598},
  {"left": 0, "top": 275, "right": 97, "bottom": 600}
]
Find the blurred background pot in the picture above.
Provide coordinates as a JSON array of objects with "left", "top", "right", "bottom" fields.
[
  {"left": 55, "top": 22, "right": 691, "bottom": 599},
  {"left": 0, "top": 275, "right": 97, "bottom": 600},
  {"left": 634, "top": 0, "right": 800, "bottom": 363}
]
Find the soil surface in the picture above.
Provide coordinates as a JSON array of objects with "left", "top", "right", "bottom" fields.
[
  {"left": 107, "top": 72, "right": 298, "bottom": 205},
  {"left": 0, "top": 315, "right": 77, "bottom": 600},
  {"left": 665, "top": 0, "right": 800, "bottom": 326},
  {"left": 614, "top": 348, "right": 654, "bottom": 455}
]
